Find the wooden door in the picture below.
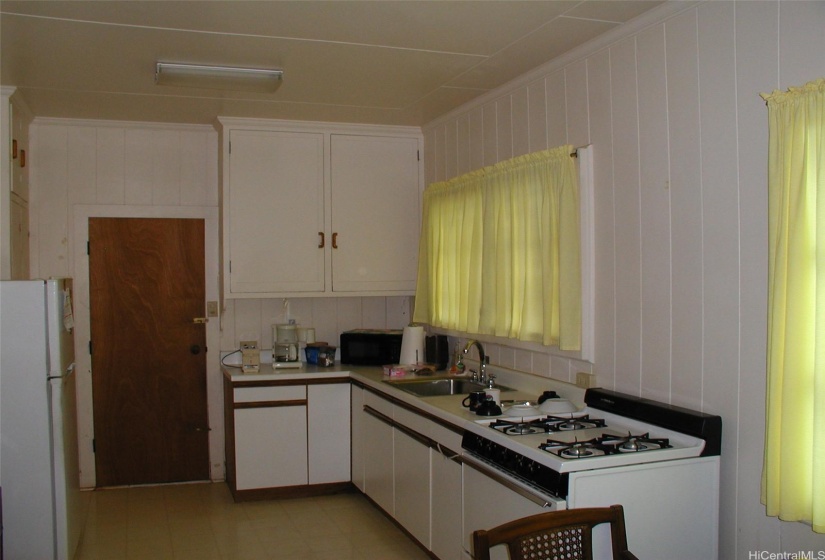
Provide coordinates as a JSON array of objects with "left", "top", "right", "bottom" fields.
[{"left": 89, "top": 217, "right": 209, "bottom": 487}]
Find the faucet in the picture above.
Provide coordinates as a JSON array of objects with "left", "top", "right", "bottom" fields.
[{"left": 463, "top": 340, "right": 494, "bottom": 387}]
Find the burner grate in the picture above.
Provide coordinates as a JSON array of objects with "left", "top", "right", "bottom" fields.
[
  {"left": 540, "top": 432, "right": 671, "bottom": 459},
  {"left": 488, "top": 414, "right": 607, "bottom": 436}
]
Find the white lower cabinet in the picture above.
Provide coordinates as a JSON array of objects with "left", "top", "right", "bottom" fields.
[
  {"left": 350, "top": 384, "right": 366, "bottom": 492},
  {"left": 225, "top": 378, "right": 351, "bottom": 500},
  {"left": 232, "top": 385, "right": 309, "bottom": 491},
  {"left": 308, "top": 383, "right": 351, "bottom": 484},
  {"left": 431, "top": 447, "right": 463, "bottom": 560},
  {"left": 351, "top": 383, "right": 466, "bottom": 559},
  {"left": 394, "top": 427, "right": 431, "bottom": 547},
  {"left": 362, "top": 390, "right": 395, "bottom": 514}
]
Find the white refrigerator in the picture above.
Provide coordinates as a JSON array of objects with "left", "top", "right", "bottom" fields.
[{"left": 0, "top": 279, "right": 85, "bottom": 560}]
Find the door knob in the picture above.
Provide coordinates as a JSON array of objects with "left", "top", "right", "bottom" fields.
[{"left": 190, "top": 344, "right": 201, "bottom": 355}]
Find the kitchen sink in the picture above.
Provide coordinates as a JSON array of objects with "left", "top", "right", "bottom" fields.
[{"left": 387, "top": 378, "right": 511, "bottom": 397}]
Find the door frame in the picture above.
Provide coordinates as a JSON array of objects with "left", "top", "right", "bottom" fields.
[{"left": 73, "top": 204, "right": 221, "bottom": 488}]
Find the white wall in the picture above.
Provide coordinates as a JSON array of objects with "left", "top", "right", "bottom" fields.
[
  {"left": 422, "top": 1, "right": 825, "bottom": 557},
  {"left": 29, "top": 118, "right": 412, "bottom": 487}
]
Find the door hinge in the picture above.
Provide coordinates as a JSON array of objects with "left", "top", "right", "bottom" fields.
[
  {"left": 417, "top": 150, "right": 420, "bottom": 161},
  {"left": 92, "top": 439, "right": 96, "bottom": 453},
  {"left": 87, "top": 241, "right": 90, "bottom": 255},
  {"left": 88, "top": 340, "right": 93, "bottom": 355}
]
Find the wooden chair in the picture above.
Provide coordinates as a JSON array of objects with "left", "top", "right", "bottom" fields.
[{"left": 472, "top": 505, "right": 639, "bottom": 560}]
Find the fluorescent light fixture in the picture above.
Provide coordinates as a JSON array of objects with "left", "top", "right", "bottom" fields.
[{"left": 155, "top": 62, "right": 283, "bottom": 93}]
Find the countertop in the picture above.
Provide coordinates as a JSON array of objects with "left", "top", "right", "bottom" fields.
[{"left": 222, "top": 361, "right": 585, "bottom": 431}]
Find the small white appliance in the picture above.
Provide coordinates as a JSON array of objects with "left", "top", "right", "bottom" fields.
[
  {"left": 272, "top": 324, "right": 301, "bottom": 368},
  {"left": 0, "top": 279, "right": 86, "bottom": 560}
]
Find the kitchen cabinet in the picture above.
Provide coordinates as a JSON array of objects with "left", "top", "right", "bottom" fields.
[
  {"left": 329, "top": 134, "right": 420, "bottom": 292},
  {"left": 362, "top": 389, "right": 395, "bottom": 514},
  {"left": 231, "top": 384, "right": 309, "bottom": 492},
  {"left": 394, "top": 427, "right": 431, "bottom": 547},
  {"left": 350, "top": 384, "right": 366, "bottom": 492},
  {"left": 352, "top": 380, "right": 466, "bottom": 558},
  {"left": 9, "top": 95, "right": 31, "bottom": 202},
  {"left": 307, "top": 382, "right": 350, "bottom": 484},
  {"left": 1, "top": 88, "right": 32, "bottom": 280},
  {"left": 9, "top": 196, "right": 28, "bottom": 280},
  {"left": 431, "top": 444, "right": 463, "bottom": 560},
  {"left": 217, "top": 118, "right": 423, "bottom": 299},
  {"left": 224, "top": 128, "right": 325, "bottom": 294},
  {"left": 223, "top": 374, "right": 352, "bottom": 501}
]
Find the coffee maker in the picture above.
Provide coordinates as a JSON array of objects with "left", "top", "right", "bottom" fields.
[{"left": 272, "top": 324, "right": 301, "bottom": 369}]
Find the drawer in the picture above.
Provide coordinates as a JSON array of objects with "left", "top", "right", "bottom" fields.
[
  {"left": 364, "top": 388, "right": 394, "bottom": 417},
  {"left": 234, "top": 384, "right": 306, "bottom": 403},
  {"left": 393, "top": 404, "right": 432, "bottom": 437}
]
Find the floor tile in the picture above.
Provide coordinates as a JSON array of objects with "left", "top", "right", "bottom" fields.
[{"left": 75, "top": 483, "right": 429, "bottom": 560}]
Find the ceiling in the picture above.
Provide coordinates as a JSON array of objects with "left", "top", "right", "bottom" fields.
[{"left": 0, "top": 1, "right": 664, "bottom": 127}]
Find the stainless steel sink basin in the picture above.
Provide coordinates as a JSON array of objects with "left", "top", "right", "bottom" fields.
[{"left": 387, "top": 378, "right": 510, "bottom": 397}]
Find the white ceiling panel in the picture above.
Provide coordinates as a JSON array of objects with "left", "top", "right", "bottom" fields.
[{"left": 0, "top": 0, "right": 666, "bottom": 126}]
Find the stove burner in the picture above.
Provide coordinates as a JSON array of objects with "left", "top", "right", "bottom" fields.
[
  {"left": 601, "top": 432, "right": 671, "bottom": 453},
  {"left": 539, "top": 432, "right": 672, "bottom": 459},
  {"left": 545, "top": 414, "right": 607, "bottom": 432},
  {"left": 488, "top": 414, "right": 608, "bottom": 436},
  {"left": 540, "top": 437, "right": 608, "bottom": 459},
  {"left": 561, "top": 442, "right": 600, "bottom": 458},
  {"left": 558, "top": 420, "right": 594, "bottom": 431},
  {"left": 489, "top": 418, "right": 547, "bottom": 436}
]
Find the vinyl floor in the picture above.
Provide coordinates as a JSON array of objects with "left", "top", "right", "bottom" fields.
[{"left": 75, "top": 482, "right": 431, "bottom": 559}]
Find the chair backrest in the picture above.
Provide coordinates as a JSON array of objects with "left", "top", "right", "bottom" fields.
[{"left": 472, "top": 504, "right": 638, "bottom": 560}]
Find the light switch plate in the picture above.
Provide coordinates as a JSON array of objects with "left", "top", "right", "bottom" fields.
[
  {"left": 576, "top": 372, "right": 596, "bottom": 389},
  {"left": 207, "top": 301, "right": 218, "bottom": 317}
]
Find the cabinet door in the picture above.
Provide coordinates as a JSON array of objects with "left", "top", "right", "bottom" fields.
[
  {"left": 394, "top": 428, "right": 431, "bottom": 548},
  {"left": 307, "top": 383, "right": 351, "bottom": 484},
  {"left": 10, "top": 197, "right": 28, "bottom": 280},
  {"left": 363, "top": 392, "right": 394, "bottom": 514},
  {"left": 350, "top": 385, "right": 366, "bottom": 492},
  {"left": 431, "top": 449, "right": 463, "bottom": 560},
  {"left": 330, "top": 134, "right": 420, "bottom": 293},
  {"left": 10, "top": 97, "right": 30, "bottom": 201},
  {"left": 233, "top": 404, "right": 308, "bottom": 490},
  {"left": 227, "top": 129, "right": 325, "bottom": 294}
]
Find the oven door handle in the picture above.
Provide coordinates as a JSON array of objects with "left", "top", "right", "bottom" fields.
[{"left": 462, "top": 453, "right": 558, "bottom": 509}]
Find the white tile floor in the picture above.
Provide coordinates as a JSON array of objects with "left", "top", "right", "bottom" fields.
[{"left": 75, "top": 483, "right": 431, "bottom": 560}]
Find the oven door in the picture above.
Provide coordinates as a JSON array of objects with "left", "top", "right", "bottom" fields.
[{"left": 462, "top": 453, "right": 565, "bottom": 560}]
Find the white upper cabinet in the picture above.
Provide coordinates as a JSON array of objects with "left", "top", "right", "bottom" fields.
[
  {"left": 330, "top": 134, "right": 420, "bottom": 293},
  {"left": 226, "top": 128, "right": 326, "bottom": 294},
  {"left": 218, "top": 119, "right": 422, "bottom": 298}
]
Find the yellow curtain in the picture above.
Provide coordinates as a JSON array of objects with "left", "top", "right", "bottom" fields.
[
  {"left": 414, "top": 145, "right": 581, "bottom": 350},
  {"left": 762, "top": 77, "right": 825, "bottom": 534}
]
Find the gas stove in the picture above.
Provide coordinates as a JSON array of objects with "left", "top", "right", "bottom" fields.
[
  {"left": 461, "top": 388, "right": 722, "bottom": 495},
  {"left": 461, "top": 388, "right": 723, "bottom": 560}
]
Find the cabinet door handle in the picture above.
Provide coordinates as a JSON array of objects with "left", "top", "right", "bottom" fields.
[
  {"left": 332, "top": 232, "right": 338, "bottom": 249},
  {"left": 318, "top": 232, "right": 325, "bottom": 248}
]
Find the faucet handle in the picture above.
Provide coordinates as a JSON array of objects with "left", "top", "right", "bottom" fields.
[
  {"left": 469, "top": 369, "right": 479, "bottom": 382},
  {"left": 486, "top": 371, "right": 496, "bottom": 388}
]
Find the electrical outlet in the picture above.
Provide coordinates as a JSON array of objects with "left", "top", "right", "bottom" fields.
[{"left": 576, "top": 372, "right": 596, "bottom": 389}]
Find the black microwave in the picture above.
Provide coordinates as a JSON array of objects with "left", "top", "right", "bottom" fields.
[{"left": 340, "top": 329, "right": 403, "bottom": 365}]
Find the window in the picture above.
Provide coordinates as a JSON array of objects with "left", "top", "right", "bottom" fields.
[
  {"left": 762, "top": 77, "right": 825, "bottom": 533},
  {"left": 413, "top": 145, "right": 585, "bottom": 352}
]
